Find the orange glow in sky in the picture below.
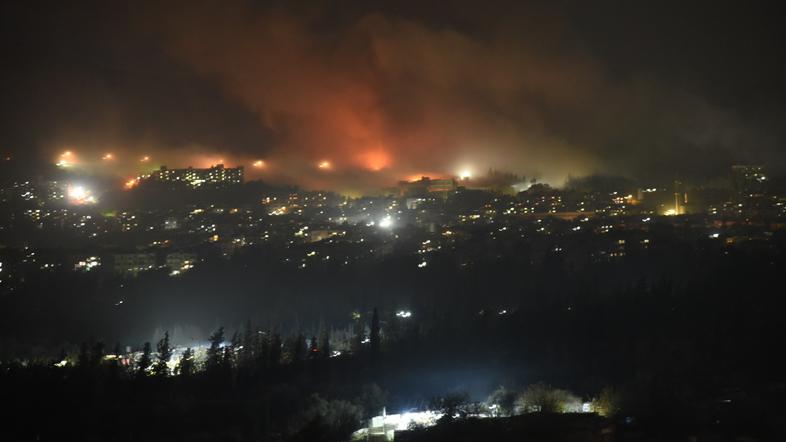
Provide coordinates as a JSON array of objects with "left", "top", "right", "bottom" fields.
[
  {"left": 252, "top": 160, "right": 265, "bottom": 168},
  {"left": 102, "top": 153, "right": 114, "bottom": 160},
  {"left": 318, "top": 160, "right": 332, "bottom": 170},
  {"left": 140, "top": 155, "right": 150, "bottom": 162},
  {"left": 357, "top": 148, "right": 392, "bottom": 171}
]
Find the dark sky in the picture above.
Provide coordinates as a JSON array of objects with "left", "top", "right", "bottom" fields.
[{"left": 2, "top": 0, "right": 785, "bottom": 190}]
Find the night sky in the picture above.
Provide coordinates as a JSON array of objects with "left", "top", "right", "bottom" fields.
[{"left": 2, "top": 0, "right": 785, "bottom": 191}]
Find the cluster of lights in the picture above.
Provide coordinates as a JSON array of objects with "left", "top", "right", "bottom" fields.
[
  {"left": 74, "top": 256, "right": 101, "bottom": 271},
  {"left": 395, "top": 310, "right": 412, "bottom": 318}
]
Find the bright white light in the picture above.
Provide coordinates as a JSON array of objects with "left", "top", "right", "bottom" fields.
[
  {"left": 379, "top": 216, "right": 393, "bottom": 229},
  {"left": 396, "top": 310, "right": 412, "bottom": 318},
  {"left": 417, "top": 261, "right": 428, "bottom": 268},
  {"left": 67, "top": 185, "right": 96, "bottom": 205},
  {"left": 459, "top": 170, "right": 472, "bottom": 180}
]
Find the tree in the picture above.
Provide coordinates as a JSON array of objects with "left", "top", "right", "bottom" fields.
[
  {"left": 77, "top": 342, "right": 90, "bottom": 368},
  {"left": 255, "top": 331, "right": 270, "bottom": 368},
  {"left": 370, "top": 308, "right": 380, "bottom": 356},
  {"left": 290, "top": 394, "right": 362, "bottom": 442},
  {"left": 487, "top": 386, "right": 517, "bottom": 417},
  {"left": 225, "top": 331, "right": 241, "bottom": 369},
  {"left": 108, "top": 343, "right": 123, "bottom": 379},
  {"left": 136, "top": 342, "right": 152, "bottom": 378},
  {"left": 318, "top": 327, "right": 331, "bottom": 359},
  {"left": 206, "top": 326, "right": 225, "bottom": 371},
  {"left": 176, "top": 347, "right": 195, "bottom": 378},
  {"left": 289, "top": 332, "right": 306, "bottom": 364},
  {"left": 308, "top": 335, "right": 319, "bottom": 359},
  {"left": 153, "top": 331, "right": 172, "bottom": 377},
  {"left": 90, "top": 342, "right": 105, "bottom": 366},
  {"left": 431, "top": 392, "right": 470, "bottom": 422},
  {"left": 515, "top": 383, "right": 581, "bottom": 413},
  {"left": 351, "top": 313, "right": 364, "bottom": 353},
  {"left": 269, "top": 333, "right": 282, "bottom": 366},
  {"left": 240, "top": 320, "right": 255, "bottom": 369},
  {"left": 591, "top": 386, "right": 620, "bottom": 417}
]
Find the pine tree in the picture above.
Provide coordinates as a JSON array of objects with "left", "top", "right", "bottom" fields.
[
  {"left": 352, "top": 314, "right": 365, "bottom": 353},
  {"left": 308, "top": 335, "right": 319, "bottom": 358},
  {"left": 153, "top": 331, "right": 172, "bottom": 377},
  {"left": 319, "top": 327, "right": 331, "bottom": 359},
  {"left": 90, "top": 341, "right": 105, "bottom": 366},
  {"left": 77, "top": 342, "right": 90, "bottom": 368},
  {"left": 290, "top": 332, "right": 306, "bottom": 364},
  {"left": 255, "top": 332, "right": 270, "bottom": 369},
  {"left": 370, "top": 308, "right": 381, "bottom": 356},
  {"left": 228, "top": 331, "right": 241, "bottom": 369},
  {"left": 241, "top": 320, "right": 255, "bottom": 369},
  {"left": 176, "top": 347, "right": 195, "bottom": 378},
  {"left": 136, "top": 342, "right": 152, "bottom": 378},
  {"left": 206, "top": 326, "right": 225, "bottom": 372},
  {"left": 269, "top": 333, "right": 282, "bottom": 366},
  {"left": 108, "top": 343, "right": 122, "bottom": 379}
]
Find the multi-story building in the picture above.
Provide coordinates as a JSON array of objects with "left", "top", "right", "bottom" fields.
[
  {"left": 732, "top": 165, "right": 766, "bottom": 198},
  {"left": 146, "top": 164, "right": 244, "bottom": 188}
]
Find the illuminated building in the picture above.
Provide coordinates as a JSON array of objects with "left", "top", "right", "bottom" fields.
[
  {"left": 732, "top": 165, "right": 766, "bottom": 197},
  {"left": 146, "top": 164, "right": 244, "bottom": 188},
  {"left": 397, "top": 177, "right": 457, "bottom": 197},
  {"left": 165, "top": 253, "right": 196, "bottom": 275},
  {"left": 113, "top": 253, "right": 157, "bottom": 275}
]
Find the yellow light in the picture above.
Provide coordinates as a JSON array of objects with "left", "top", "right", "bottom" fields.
[
  {"left": 124, "top": 178, "right": 138, "bottom": 190},
  {"left": 140, "top": 156, "right": 150, "bottom": 162},
  {"left": 459, "top": 170, "right": 472, "bottom": 180},
  {"left": 253, "top": 160, "right": 265, "bottom": 168},
  {"left": 102, "top": 153, "right": 114, "bottom": 160},
  {"left": 318, "top": 160, "right": 331, "bottom": 170}
]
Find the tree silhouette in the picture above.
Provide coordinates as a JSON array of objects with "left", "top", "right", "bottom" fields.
[
  {"left": 152, "top": 331, "right": 172, "bottom": 377},
  {"left": 175, "top": 347, "right": 195, "bottom": 378},
  {"left": 206, "top": 326, "right": 225, "bottom": 372},
  {"left": 136, "top": 342, "right": 152, "bottom": 378},
  {"left": 241, "top": 320, "right": 255, "bottom": 369},
  {"left": 351, "top": 314, "right": 365, "bottom": 354},
  {"left": 308, "top": 335, "right": 319, "bottom": 359},
  {"left": 290, "top": 332, "right": 306, "bottom": 364},
  {"left": 370, "top": 308, "right": 380, "bottom": 357},
  {"left": 319, "top": 327, "right": 331, "bottom": 359},
  {"left": 269, "top": 333, "right": 282, "bottom": 367}
]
